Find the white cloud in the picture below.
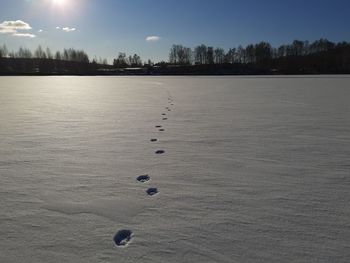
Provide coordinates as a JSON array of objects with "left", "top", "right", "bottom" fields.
[
  {"left": 0, "top": 28, "right": 17, "bottom": 34},
  {"left": 56, "top": 26, "right": 76, "bottom": 32},
  {"left": 0, "top": 20, "right": 32, "bottom": 30},
  {"left": 146, "top": 36, "right": 161, "bottom": 42},
  {"left": 13, "top": 33, "right": 36, "bottom": 38},
  {"left": 62, "top": 27, "right": 76, "bottom": 32},
  {"left": 0, "top": 20, "right": 35, "bottom": 38}
]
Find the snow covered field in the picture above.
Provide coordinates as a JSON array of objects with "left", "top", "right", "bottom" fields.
[{"left": 0, "top": 76, "right": 349, "bottom": 262}]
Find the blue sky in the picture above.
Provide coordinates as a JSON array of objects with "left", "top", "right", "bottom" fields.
[{"left": 1, "top": 0, "right": 350, "bottom": 62}]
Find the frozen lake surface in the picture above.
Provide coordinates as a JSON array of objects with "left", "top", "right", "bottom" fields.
[{"left": 0, "top": 76, "right": 349, "bottom": 262}]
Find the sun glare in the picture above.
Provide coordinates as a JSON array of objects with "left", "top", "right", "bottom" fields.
[
  {"left": 52, "top": 0, "right": 66, "bottom": 6},
  {"left": 47, "top": 0, "right": 81, "bottom": 17}
]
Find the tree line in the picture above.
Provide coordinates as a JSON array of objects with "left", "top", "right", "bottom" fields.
[
  {"left": 113, "top": 52, "right": 143, "bottom": 68},
  {"left": 165, "top": 39, "right": 350, "bottom": 74},
  {"left": 168, "top": 39, "right": 350, "bottom": 65},
  {"left": 0, "top": 44, "right": 146, "bottom": 67},
  {"left": 0, "top": 45, "right": 92, "bottom": 63},
  {"left": 0, "top": 44, "right": 114, "bottom": 74},
  {"left": 0, "top": 44, "right": 149, "bottom": 74},
  {"left": 1, "top": 38, "right": 350, "bottom": 75}
]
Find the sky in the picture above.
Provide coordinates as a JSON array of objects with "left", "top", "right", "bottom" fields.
[{"left": 0, "top": 0, "right": 350, "bottom": 63}]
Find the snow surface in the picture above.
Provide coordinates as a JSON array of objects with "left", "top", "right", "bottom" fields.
[{"left": 0, "top": 76, "right": 350, "bottom": 262}]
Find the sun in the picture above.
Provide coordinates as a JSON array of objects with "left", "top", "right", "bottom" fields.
[{"left": 52, "top": 0, "right": 67, "bottom": 6}]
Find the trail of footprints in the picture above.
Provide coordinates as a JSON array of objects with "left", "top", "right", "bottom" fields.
[{"left": 114, "top": 94, "right": 175, "bottom": 247}]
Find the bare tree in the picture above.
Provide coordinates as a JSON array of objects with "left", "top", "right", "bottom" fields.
[
  {"left": 206, "top": 47, "right": 214, "bottom": 64},
  {"left": 0, "top": 44, "right": 8, "bottom": 58},
  {"left": 55, "top": 51, "right": 62, "bottom": 60},
  {"left": 169, "top": 45, "right": 192, "bottom": 65},
  {"left": 34, "top": 45, "right": 46, "bottom": 59},
  {"left": 17, "top": 47, "right": 32, "bottom": 58},
  {"left": 254, "top": 42, "right": 272, "bottom": 65},
  {"left": 194, "top": 44, "right": 207, "bottom": 64},
  {"left": 113, "top": 52, "right": 128, "bottom": 68},
  {"left": 46, "top": 47, "right": 53, "bottom": 59},
  {"left": 245, "top": 44, "right": 255, "bottom": 63},
  {"left": 131, "top": 54, "right": 142, "bottom": 67},
  {"left": 236, "top": 45, "right": 245, "bottom": 63},
  {"left": 224, "top": 48, "right": 236, "bottom": 64},
  {"left": 214, "top": 48, "right": 225, "bottom": 64}
]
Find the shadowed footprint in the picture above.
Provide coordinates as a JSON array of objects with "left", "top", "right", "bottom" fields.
[
  {"left": 162, "top": 113, "right": 166, "bottom": 116},
  {"left": 159, "top": 129, "right": 165, "bottom": 132},
  {"left": 146, "top": 188, "right": 159, "bottom": 196},
  {"left": 113, "top": 230, "right": 132, "bottom": 247},
  {"left": 155, "top": 150, "right": 165, "bottom": 154},
  {"left": 137, "top": 175, "right": 150, "bottom": 183},
  {"left": 155, "top": 125, "right": 162, "bottom": 128},
  {"left": 162, "top": 118, "right": 168, "bottom": 120},
  {"left": 150, "top": 139, "right": 158, "bottom": 142}
]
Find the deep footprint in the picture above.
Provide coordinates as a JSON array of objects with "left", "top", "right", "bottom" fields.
[
  {"left": 150, "top": 138, "right": 158, "bottom": 142},
  {"left": 137, "top": 175, "right": 150, "bottom": 183},
  {"left": 155, "top": 125, "right": 162, "bottom": 128},
  {"left": 162, "top": 113, "right": 166, "bottom": 116},
  {"left": 155, "top": 150, "right": 165, "bottom": 154},
  {"left": 162, "top": 118, "right": 168, "bottom": 120},
  {"left": 159, "top": 129, "right": 165, "bottom": 132},
  {"left": 146, "top": 188, "right": 159, "bottom": 196},
  {"left": 113, "top": 230, "right": 132, "bottom": 247}
]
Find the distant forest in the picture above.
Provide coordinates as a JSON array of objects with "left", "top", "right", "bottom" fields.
[{"left": 1, "top": 39, "right": 350, "bottom": 75}]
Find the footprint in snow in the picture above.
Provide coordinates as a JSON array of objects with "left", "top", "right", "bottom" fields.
[
  {"left": 146, "top": 188, "right": 159, "bottom": 196},
  {"left": 137, "top": 175, "right": 150, "bottom": 183},
  {"left": 114, "top": 230, "right": 133, "bottom": 247}
]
